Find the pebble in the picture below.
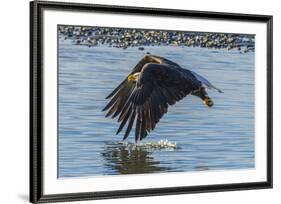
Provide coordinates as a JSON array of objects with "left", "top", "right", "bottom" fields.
[{"left": 58, "top": 26, "right": 255, "bottom": 52}]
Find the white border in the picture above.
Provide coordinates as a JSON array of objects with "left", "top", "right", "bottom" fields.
[{"left": 43, "top": 9, "right": 267, "bottom": 195}]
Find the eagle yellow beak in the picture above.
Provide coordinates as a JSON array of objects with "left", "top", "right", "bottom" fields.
[
  {"left": 127, "top": 74, "right": 137, "bottom": 82},
  {"left": 204, "top": 96, "right": 214, "bottom": 107}
]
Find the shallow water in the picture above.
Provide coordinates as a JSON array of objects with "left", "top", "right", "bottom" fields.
[{"left": 58, "top": 39, "right": 255, "bottom": 178}]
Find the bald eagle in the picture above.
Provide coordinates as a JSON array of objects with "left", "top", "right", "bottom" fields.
[{"left": 103, "top": 55, "right": 222, "bottom": 143}]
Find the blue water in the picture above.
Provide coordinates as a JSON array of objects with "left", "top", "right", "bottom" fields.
[{"left": 58, "top": 39, "right": 255, "bottom": 178}]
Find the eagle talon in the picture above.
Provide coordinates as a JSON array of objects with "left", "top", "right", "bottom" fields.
[{"left": 127, "top": 73, "right": 140, "bottom": 82}]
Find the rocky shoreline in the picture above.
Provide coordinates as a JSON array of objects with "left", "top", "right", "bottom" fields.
[{"left": 59, "top": 26, "right": 255, "bottom": 53}]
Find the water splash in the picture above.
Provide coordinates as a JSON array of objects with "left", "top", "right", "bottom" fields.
[
  {"left": 143, "top": 139, "right": 178, "bottom": 150},
  {"left": 115, "top": 139, "right": 180, "bottom": 151}
]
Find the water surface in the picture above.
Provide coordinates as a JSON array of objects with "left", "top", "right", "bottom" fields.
[{"left": 58, "top": 39, "right": 255, "bottom": 178}]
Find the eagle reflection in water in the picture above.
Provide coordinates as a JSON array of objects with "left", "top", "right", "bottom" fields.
[{"left": 101, "top": 143, "right": 170, "bottom": 174}]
